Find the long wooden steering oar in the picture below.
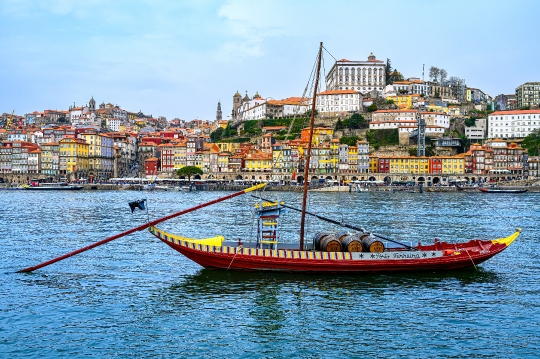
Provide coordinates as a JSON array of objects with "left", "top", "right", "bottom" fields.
[
  {"left": 18, "top": 183, "right": 266, "bottom": 273},
  {"left": 252, "top": 195, "right": 418, "bottom": 251}
]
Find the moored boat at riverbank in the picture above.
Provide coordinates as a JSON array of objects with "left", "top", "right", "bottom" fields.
[
  {"left": 23, "top": 183, "right": 83, "bottom": 190},
  {"left": 478, "top": 187, "right": 528, "bottom": 193},
  {"left": 149, "top": 224, "right": 521, "bottom": 273}
]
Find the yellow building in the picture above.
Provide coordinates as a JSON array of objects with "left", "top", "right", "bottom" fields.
[
  {"left": 408, "top": 157, "right": 430, "bottom": 174},
  {"left": 59, "top": 137, "right": 89, "bottom": 177},
  {"left": 441, "top": 155, "right": 465, "bottom": 174},
  {"left": 369, "top": 155, "right": 379, "bottom": 173},
  {"left": 389, "top": 156, "right": 407, "bottom": 174},
  {"left": 80, "top": 133, "right": 102, "bottom": 175},
  {"left": 348, "top": 146, "right": 358, "bottom": 168},
  {"left": 386, "top": 94, "right": 420, "bottom": 109},
  {"left": 216, "top": 142, "right": 240, "bottom": 153},
  {"left": 174, "top": 142, "right": 187, "bottom": 171},
  {"left": 41, "top": 142, "right": 59, "bottom": 177},
  {"left": 389, "top": 156, "right": 429, "bottom": 174},
  {"left": 466, "top": 89, "right": 472, "bottom": 102},
  {"left": 135, "top": 119, "right": 147, "bottom": 127},
  {"left": 301, "top": 127, "right": 334, "bottom": 145},
  {"left": 329, "top": 139, "right": 339, "bottom": 171},
  {"left": 272, "top": 145, "right": 284, "bottom": 171},
  {"left": 427, "top": 103, "right": 448, "bottom": 113},
  {"left": 244, "top": 152, "right": 273, "bottom": 172},
  {"left": 218, "top": 152, "right": 229, "bottom": 172}
]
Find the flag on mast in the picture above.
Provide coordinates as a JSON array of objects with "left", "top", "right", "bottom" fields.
[{"left": 129, "top": 199, "right": 147, "bottom": 213}]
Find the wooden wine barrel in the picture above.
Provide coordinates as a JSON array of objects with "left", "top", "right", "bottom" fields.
[
  {"left": 362, "top": 235, "right": 385, "bottom": 253},
  {"left": 341, "top": 233, "right": 363, "bottom": 252},
  {"left": 335, "top": 231, "right": 349, "bottom": 242},
  {"left": 319, "top": 234, "right": 341, "bottom": 252},
  {"left": 312, "top": 232, "right": 333, "bottom": 251}
]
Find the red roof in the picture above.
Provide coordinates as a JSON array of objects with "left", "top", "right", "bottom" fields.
[
  {"left": 319, "top": 89, "right": 361, "bottom": 95},
  {"left": 490, "top": 110, "right": 540, "bottom": 116}
]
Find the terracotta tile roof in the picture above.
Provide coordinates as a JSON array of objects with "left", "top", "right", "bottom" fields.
[
  {"left": 373, "top": 109, "right": 416, "bottom": 114},
  {"left": 319, "top": 89, "right": 361, "bottom": 95},
  {"left": 490, "top": 110, "right": 540, "bottom": 116}
]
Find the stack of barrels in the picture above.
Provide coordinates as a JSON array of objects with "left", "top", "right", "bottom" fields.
[{"left": 312, "top": 231, "right": 385, "bottom": 253}]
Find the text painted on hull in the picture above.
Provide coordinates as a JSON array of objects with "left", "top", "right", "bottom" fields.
[{"left": 351, "top": 251, "right": 442, "bottom": 260}]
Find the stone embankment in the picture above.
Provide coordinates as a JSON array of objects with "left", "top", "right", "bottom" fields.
[{"left": 2, "top": 183, "right": 539, "bottom": 193}]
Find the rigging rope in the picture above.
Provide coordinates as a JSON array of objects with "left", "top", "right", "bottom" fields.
[
  {"left": 269, "top": 48, "right": 320, "bottom": 179},
  {"left": 322, "top": 45, "right": 337, "bottom": 62},
  {"left": 481, "top": 195, "right": 518, "bottom": 229}
]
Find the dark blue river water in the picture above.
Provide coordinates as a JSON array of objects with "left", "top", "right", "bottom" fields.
[{"left": 1, "top": 189, "right": 539, "bottom": 358}]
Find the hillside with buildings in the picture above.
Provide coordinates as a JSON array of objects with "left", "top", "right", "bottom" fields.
[{"left": 1, "top": 53, "right": 540, "bottom": 185}]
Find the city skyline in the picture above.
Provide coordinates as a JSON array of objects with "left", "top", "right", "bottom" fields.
[{"left": 1, "top": 0, "right": 539, "bottom": 121}]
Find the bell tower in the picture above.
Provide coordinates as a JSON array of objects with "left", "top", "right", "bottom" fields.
[
  {"left": 232, "top": 91, "right": 242, "bottom": 120},
  {"left": 89, "top": 96, "right": 96, "bottom": 112},
  {"left": 216, "top": 101, "right": 222, "bottom": 121}
]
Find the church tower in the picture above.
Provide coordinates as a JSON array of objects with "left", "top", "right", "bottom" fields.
[
  {"left": 89, "top": 96, "right": 96, "bottom": 112},
  {"left": 232, "top": 91, "right": 242, "bottom": 120},
  {"left": 216, "top": 101, "right": 222, "bottom": 121}
]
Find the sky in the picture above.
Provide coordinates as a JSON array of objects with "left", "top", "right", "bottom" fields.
[{"left": 1, "top": 0, "right": 539, "bottom": 122}]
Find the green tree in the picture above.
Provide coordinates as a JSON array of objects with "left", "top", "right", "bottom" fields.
[
  {"left": 335, "top": 118, "right": 344, "bottom": 131},
  {"left": 222, "top": 123, "right": 232, "bottom": 137},
  {"left": 176, "top": 166, "right": 203, "bottom": 183},
  {"left": 464, "top": 117, "right": 476, "bottom": 127},
  {"left": 210, "top": 127, "right": 224, "bottom": 142},
  {"left": 385, "top": 58, "right": 394, "bottom": 85},
  {"left": 522, "top": 128, "right": 540, "bottom": 156},
  {"left": 346, "top": 113, "right": 366, "bottom": 130},
  {"left": 340, "top": 136, "right": 360, "bottom": 146},
  {"left": 392, "top": 70, "right": 404, "bottom": 82},
  {"left": 366, "top": 104, "right": 377, "bottom": 112}
]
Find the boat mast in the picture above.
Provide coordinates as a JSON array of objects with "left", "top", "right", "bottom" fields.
[{"left": 299, "top": 42, "right": 323, "bottom": 250}]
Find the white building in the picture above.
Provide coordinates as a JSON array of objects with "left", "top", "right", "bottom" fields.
[
  {"left": 370, "top": 110, "right": 449, "bottom": 136},
  {"left": 315, "top": 90, "right": 362, "bottom": 114},
  {"left": 241, "top": 97, "right": 308, "bottom": 120},
  {"left": 465, "top": 118, "right": 487, "bottom": 140},
  {"left": 107, "top": 118, "right": 121, "bottom": 132},
  {"left": 7, "top": 130, "right": 29, "bottom": 142},
  {"left": 325, "top": 53, "right": 386, "bottom": 94},
  {"left": 391, "top": 78, "right": 430, "bottom": 96},
  {"left": 488, "top": 110, "right": 540, "bottom": 139},
  {"left": 28, "top": 149, "right": 40, "bottom": 174}
]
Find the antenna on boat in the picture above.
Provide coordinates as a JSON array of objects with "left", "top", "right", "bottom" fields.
[{"left": 299, "top": 42, "right": 323, "bottom": 250}]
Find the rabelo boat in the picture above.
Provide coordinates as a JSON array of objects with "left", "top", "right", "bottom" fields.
[{"left": 148, "top": 43, "right": 521, "bottom": 273}]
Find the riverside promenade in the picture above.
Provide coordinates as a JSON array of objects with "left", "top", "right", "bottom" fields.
[{"left": 2, "top": 182, "right": 539, "bottom": 192}]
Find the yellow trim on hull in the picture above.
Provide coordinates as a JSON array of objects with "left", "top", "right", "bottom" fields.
[
  {"left": 491, "top": 228, "right": 522, "bottom": 247},
  {"left": 150, "top": 226, "right": 225, "bottom": 247}
]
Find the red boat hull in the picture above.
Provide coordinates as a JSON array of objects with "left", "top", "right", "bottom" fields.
[
  {"left": 478, "top": 188, "right": 528, "bottom": 193},
  {"left": 150, "top": 227, "right": 515, "bottom": 273}
]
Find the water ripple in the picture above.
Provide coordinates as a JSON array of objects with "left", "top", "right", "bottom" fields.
[{"left": 1, "top": 190, "right": 539, "bottom": 358}]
